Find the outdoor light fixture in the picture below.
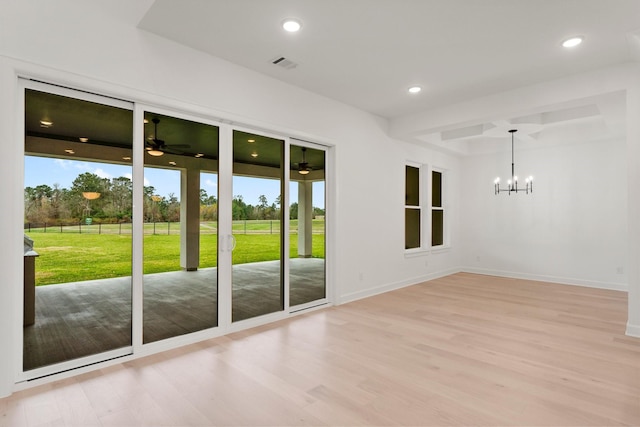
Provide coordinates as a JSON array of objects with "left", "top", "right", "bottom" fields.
[
  {"left": 147, "top": 148, "right": 164, "bottom": 157},
  {"left": 494, "top": 129, "right": 533, "bottom": 195},
  {"left": 298, "top": 147, "right": 311, "bottom": 175}
]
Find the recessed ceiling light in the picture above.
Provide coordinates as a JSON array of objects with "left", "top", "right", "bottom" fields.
[
  {"left": 251, "top": 152, "right": 258, "bottom": 158},
  {"left": 282, "top": 19, "right": 302, "bottom": 32},
  {"left": 122, "top": 156, "right": 131, "bottom": 160},
  {"left": 40, "top": 120, "right": 53, "bottom": 128},
  {"left": 79, "top": 137, "right": 89, "bottom": 142},
  {"left": 169, "top": 161, "right": 177, "bottom": 166},
  {"left": 195, "top": 153, "right": 204, "bottom": 158},
  {"left": 248, "top": 139, "right": 255, "bottom": 143},
  {"left": 562, "top": 36, "right": 584, "bottom": 48},
  {"left": 143, "top": 119, "right": 149, "bottom": 124},
  {"left": 64, "top": 149, "right": 74, "bottom": 154},
  {"left": 408, "top": 86, "right": 422, "bottom": 94}
]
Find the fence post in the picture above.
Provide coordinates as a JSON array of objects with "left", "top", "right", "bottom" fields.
[
  {"left": 60, "top": 223, "right": 62, "bottom": 233},
  {"left": 99, "top": 223, "right": 102, "bottom": 235},
  {"left": 119, "top": 222, "right": 122, "bottom": 235},
  {"left": 44, "top": 222, "right": 47, "bottom": 233},
  {"left": 153, "top": 221, "right": 156, "bottom": 235},
  {"left": 244, "top": 220, "right": 247, "bottom": 234},
  {"left": 270, "top": 220, "right": 273, "bottom": 234},
  {"left": 79, "top": 221, "right": 82, "bottom": 234},
  {"left": 168, "top": 221, "right": 170, "bottom": 235}
]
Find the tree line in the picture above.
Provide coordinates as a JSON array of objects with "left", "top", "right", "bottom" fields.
[{"left": 25, "top": 172, "right": 324, "bottom": 224}]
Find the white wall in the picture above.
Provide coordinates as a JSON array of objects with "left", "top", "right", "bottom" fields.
[
  {"left": 0, "top": 1, "right": 460, "bottom": 396},
  {"left": 461, "top": 135, "right": 628, "bottom": 289},
  {"left": 390, "top": 62, "right": 640, "bottom": 340}
]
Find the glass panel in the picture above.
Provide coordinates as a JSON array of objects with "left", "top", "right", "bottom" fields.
[
  {"left": 405, "top": 208, "right": 421, "bottom": 249},
  {"left": 290, "top": 145, "right": 326, "bottom": 307},
  {"left": 143, "top": 112, "right": 219, "bottom": 343},
  {"left": 232, "top": 130, "right": 283, "bottom": 322},
  {"left": 23, "top": 88, "right": 133, "bottom": 370},
  {"left": 405, "top": 165, "right": 420, "bottom": 206},
  {"left": 432, "top": 170, "right": 442, "bottom": 208},
  {"left": 432, "top": 210, "right": 444, "bottom": 247}
]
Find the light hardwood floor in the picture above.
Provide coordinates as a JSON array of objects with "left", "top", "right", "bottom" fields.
[{"left": 2, "top": 273, "right": 639, "bottom": 426}]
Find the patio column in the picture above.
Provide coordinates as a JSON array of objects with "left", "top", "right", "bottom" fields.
[
  {"left": 297, "top": 181, "right": 313, "bottom": 258},
  {"left": 181, "top": 167, "right": 200, "bottom": 271}
]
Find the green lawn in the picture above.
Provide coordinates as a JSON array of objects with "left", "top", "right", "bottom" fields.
[{"left": 30, "top": 229, "right": 324, "bottom": 285}]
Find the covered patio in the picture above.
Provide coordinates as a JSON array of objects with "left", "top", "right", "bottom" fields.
[{"left": 23, "top": 258, "right": 325, "bottom": 371}]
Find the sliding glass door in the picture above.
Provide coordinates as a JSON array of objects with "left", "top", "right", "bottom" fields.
[
  {"left": 21, "top": 81, "right": 330, "bottom": 379},
  {"left": 142, "top": 111, "right": 219, "bottom": 343},
  {"left": 289, "top": 143, "right": 326, "bottom": 308},
  {"left": 231, "top": 130, "right": 284, "bottom": 322},
  {"left": 23, "top": 84, "right": 134, "bottom": 372}
]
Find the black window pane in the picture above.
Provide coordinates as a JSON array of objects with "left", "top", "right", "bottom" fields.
[
  {"left": 432, "top": 210, "right": 444, "bottom": 246},
  {"left": 405, "top": 166, "right": 420, "bottom": 206},
  {"left": 405, "top": 208, "right": 421, "bottom": 249},
  {"left": 432, "top": 171, "right": 442, "bottom": 207}
]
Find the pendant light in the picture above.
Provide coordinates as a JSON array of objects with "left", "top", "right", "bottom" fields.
[{"left": 494, "top": 129, "right": 533, "bottom": 195}]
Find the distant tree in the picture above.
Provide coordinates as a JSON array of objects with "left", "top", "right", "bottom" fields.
[
  {"left": 200, "top": 188, "right": 217, "bottom": 206},
  {"left": 105, "top": 177, "right": 133, "bottom": 220},
  {"left": 24, "top": 184, "right": 53, "bottom": 223},
  {"left": 289, "top": 202, "right": 299, "bottom": 219},
  {"left": 166, "top": 193, "right": 180, "bottom": 222},
  {"left": 232, "top": 195, "right": 248, "bottom": 220}
]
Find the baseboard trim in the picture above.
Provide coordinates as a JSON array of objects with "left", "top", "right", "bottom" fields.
[
  {"left": 626, "top": 323, "right": 640, "bottom": 338},
  {"left": 461, "top": 267, "right": 628, "bottom": 292},
  {"left": 336, "top": 267, "right": 462, "bottom": 305}
]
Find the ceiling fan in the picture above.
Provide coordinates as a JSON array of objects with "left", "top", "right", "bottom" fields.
[
  {"left": 146, "top": 118, "right": 190, "bottom": 156},
  {"left": 297, "top": 147, "right": 311, "bottom": 175}
]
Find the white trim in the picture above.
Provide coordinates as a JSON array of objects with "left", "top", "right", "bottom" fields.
[
  {"left": 430, "top": 166, "right": 448, "bottom": 249},
  {"left": 337, "top": 267, "right": 462, "bottom": 305},
  {"left": 462, "top": 267, "right": 628, "bottom": 292},
  {"left": 404, "top": 248, "right": 430, "bottom": 258},
  {"left": 625, "top": 323, "right": 640, "bottom": 338},
  {"left": 17, "top": 347, "right": 132, "bottom": 383},
  {"left": 283, "top": 137, "right": 291, "bottom": 312},
  {"left": 131, "top": 105, "right": 145, "bottom": 354}
]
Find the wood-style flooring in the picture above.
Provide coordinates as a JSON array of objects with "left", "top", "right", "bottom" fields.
[{"left": 5, "top": 273, "right": 640, "bottom": 426}]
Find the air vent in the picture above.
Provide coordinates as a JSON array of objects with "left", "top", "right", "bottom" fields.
[{"left": 271, "top": 56, "right": 298, "bottom": 70}]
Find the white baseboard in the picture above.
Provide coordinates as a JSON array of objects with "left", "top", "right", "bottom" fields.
[
  {"left": 626, "top": 323, "right": 640, "bottom": 338},
  {"left": 336, "top": 267, "right": 461, "bottom": 305},
  {"left": 461, "top": 267, "right": 628, "bottom": 292}
]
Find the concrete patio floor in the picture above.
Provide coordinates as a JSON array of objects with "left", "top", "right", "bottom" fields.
[{"left": 23, "top": 258, "right": 325, "bottom": 371}]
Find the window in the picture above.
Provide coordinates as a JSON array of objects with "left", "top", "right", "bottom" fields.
[
  {"left": 431, "top": 169, "right": 444, "bottom": 247},
  {"left": 405, "top": 165, "right": 421, "bottom": 250}
]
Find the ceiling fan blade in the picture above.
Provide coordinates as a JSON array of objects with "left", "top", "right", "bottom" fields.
[{"left": 163, "top": 147, "right": 185, "bottom": 154}]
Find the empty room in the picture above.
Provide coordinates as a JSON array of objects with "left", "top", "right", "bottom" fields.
[{"left": 1, "top": 1, "right": 639, "bottom": 426}]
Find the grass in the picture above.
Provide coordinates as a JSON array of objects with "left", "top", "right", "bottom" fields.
[{"left": 30, "top": 227, "right": 325, "bottom": 285}]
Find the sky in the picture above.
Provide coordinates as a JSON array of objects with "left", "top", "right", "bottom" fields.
[{"left": 24, "top": 156, "right": 325, "bottom": 208}]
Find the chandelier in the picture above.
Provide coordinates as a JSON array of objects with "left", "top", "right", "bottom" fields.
[{"left": 494, "top": 129, "right": 533, "bottom": 195}]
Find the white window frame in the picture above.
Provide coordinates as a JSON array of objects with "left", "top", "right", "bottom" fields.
[
  {"left": 430, "top": 167, "right": 448, "bottom": 250},
  {"left": 404, "top": 162, "right": 425, "bottom": 253}
]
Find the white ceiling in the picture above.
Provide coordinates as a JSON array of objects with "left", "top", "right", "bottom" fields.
[{"left": 137, "top": 0, "right": 640, "bottom": 151}]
